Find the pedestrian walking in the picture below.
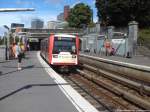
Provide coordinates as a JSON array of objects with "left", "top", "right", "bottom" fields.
[
  {"left": 16, "top": 43, "right": 23, "bottom": 70},
  {"left": 20, "top": 43, "right": 25, "bottom": 58}
]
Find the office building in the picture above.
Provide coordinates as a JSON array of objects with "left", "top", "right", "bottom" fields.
[
  {"left": 57, "top": 13, "right": 64, "bottom": 21},
  {"left": 31, "top": 19, "right": 44, "bottom": 29},
  {"left": 57, "top": 5, "right": 70, "bottom": 22},
  {"left": 64, "top": 5, "right": 70, "bottom": 21},
  {"left": 47, "top": 21, "right": 58, "bottom": 29},
  {"left": 11, "top": 23, "right": 24, "bottom": 28}
]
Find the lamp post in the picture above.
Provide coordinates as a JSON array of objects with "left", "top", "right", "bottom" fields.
[
  {"left": 3, "top": 25, "right": 10, "bottom": 60},
  {"left": 4, "top": 32, "right": 7, "bottom": 60}
]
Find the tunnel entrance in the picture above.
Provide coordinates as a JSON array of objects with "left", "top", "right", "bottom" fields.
[{"left": 29, "top": 38, "right": 42, "bottom": 51}]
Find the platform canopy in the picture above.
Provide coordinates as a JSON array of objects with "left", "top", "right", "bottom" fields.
[{"left": 11, "top": 28, "right": 84, "bottom": 39}]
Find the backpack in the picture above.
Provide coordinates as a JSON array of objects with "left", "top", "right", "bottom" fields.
[{"left": 20, "top": 45, "right": 25, "bottom": 51}]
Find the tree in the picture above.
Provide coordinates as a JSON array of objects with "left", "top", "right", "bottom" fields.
[
  {"left": 67, "top": 3, "right": 93, "bottom": 28},
  {"left": 95, "top": 0, "right": 150, "bottom": 27},
  {"left": 0, "top": 37, "right": 2, "bottom": 45},
  {"left": 0, "top": 36, "right": 5, "bottom": 45}
]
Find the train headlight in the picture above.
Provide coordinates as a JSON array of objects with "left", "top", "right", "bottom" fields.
[
  {"left": 53, "top": 55, "right": 58, "bottom": 58},
  {"left": 72, "top": 55, "right": 76, "bottom": 58}
]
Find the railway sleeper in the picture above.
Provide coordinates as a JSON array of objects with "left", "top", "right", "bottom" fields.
[
  {"left": 77, "top": 69, "right": 150, "bottom": 110},
  {"left": 82, "top": 64, "right": 150, "bottom": 96}
]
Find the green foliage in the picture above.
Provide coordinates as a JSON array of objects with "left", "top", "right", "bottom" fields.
[
  {"left": 0, "top": 37, "right": 3, "bottom": 45},
  {"left": 67, "top": 3, "right": 93, "bottom": 28},
  {"left": 0, "top": 37, "right": 5, "bottom": 45},
  {"left": 138, "top": 28, "right": 150, "bottom": 48},
  {"left": 0, "top": 35, "right": 20, "bottom": 45},
  {"left": 14, "top": 36, "right": 20, "bottom": 44},
  {"left": 9, "top": 34, "right": 14, "bottom": 44},
  {"left": 95, "top": 0, "right": 150, "bottom": 27},
  {"left": 88, "top": 22, "right": 96, "bottom": 28}
]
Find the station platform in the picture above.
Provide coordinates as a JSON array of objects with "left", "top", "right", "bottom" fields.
[
  {"left": 0, "top": 51, "right": 98, "bottom": 112},
  {"left": 81, "top": 52, "right": 150, "bottom": 67}
]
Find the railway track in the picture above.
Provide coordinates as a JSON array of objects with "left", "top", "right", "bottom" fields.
[
  {"left": 60, "top": 73, "right": 112, "bottom": 112},
  {"left": 57, "top": 66, "right": 150, "bottom": 112}
]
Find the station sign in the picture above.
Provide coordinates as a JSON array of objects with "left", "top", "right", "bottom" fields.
[
  {"left": 97, "top": 35, "right": 106, "bottom": 40},
  {"left": 113, "top": 32, "right": 127, "bottom": 39},
  {"left": 112, "top": 39, "right": 125, "bottom": 44}
]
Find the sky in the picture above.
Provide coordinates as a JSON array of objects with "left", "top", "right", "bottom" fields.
[{"left": 0, "top": 0, "right": 98, "bottom": 36}]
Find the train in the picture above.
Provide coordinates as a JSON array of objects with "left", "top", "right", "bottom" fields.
[{"left": 41, "top": 33, "right": 80, "bottom": 72}]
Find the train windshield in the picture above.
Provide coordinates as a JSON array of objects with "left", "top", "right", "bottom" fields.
[{"left": 53, "top": 37, "right": 76, "bottom": 54}]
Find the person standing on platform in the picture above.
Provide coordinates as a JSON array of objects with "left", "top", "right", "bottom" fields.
[
  {"left": 16, "top": 43, "right": 23, "bottom": 70},
  {"left": 20, "top": 43, "right": 25, "bottom": 58},
  {"left": 104, "top": 38, "right": 111, "bottom": 56}
]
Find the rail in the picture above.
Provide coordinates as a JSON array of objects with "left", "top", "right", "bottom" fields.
[{"left": 79, "top": 54, "right": 150, "bottom": 84}]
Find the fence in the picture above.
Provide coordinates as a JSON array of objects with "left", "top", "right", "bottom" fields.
[{"left": 81, "top": 21, "right": 139, "bottom": 57}]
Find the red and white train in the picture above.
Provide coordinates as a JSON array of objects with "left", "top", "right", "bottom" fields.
[{"left": 41, "top": 33, "right": 80, "bottom": 71}]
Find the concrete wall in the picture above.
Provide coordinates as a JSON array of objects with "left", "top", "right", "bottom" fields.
[
  {"left": 79, "top": 54, "right": 150, "bottom": 83},
  {"left": 81, "top": 21, "right": 138, "bottom": 57},
  {"left": 81, "top": 33, "right": 128, "bottom": 56}
]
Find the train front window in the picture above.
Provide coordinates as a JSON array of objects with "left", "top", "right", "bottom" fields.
[{"left": 53, "top": 37, "right": 76, "bottom": 54}]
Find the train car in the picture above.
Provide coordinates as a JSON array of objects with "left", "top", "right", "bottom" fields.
[{"left": 41, "top": 33, "right": 79, "bottom": 72}]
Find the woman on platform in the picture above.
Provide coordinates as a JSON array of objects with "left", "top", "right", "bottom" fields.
[{"left": 16, "top": 43, "right": 23, "bottom": 70}]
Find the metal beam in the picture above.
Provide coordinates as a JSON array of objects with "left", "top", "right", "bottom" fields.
[{"left": 0, "top": 8, "right": 35, "bottom": 12}]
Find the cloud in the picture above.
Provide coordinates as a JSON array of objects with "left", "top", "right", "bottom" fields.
[
  {"left": 70, "top": 0, "right": 81, "bottom": 8},
  {"left": 44, "top": 0, "right": 63, "bottom": 4},
  {"left": 0, "top": 11, "right": 57, "bottom": 29},
  {"left": 93, "top": 17, "right": 98, "bottom": 22},
  {"left": 18, "top": 14, "right": 37, "bottom": 27},
  {"left": 93, "top": 0, "right": 96, "bottom": 4},
  {"left": 15, "top": 0, "right": 29, "bottom": 5},
  {"left": 0, "top": 13, "right": 21, "bottom": 27},
  {"left": 18, "top": 13, "right": 57, "bottom": 27},
  {"left": 0, "top": 0, "right": 35, "bottom": 7},
  {"left": 15, "top": 0, "right": 35, "bottom": 8},
  {"left": 0, "top": 27, "right": 7, "bottom": 36}
]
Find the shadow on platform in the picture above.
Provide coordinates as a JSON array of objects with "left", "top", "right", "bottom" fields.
[
  {"left": 0, "top": 65, "right": 52, "bottom": 79},
  {"left": 0, "top": 60, "right": 10, "bottom": 63},
  {"left": 2, "top": 65, "right": 51, "bottom": 69},
  {"left": 0, "top": 83, "right": 69, "bottom": 101},
  {"left": 0, "top": 65, "right": 35, "bottom": 77}
]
